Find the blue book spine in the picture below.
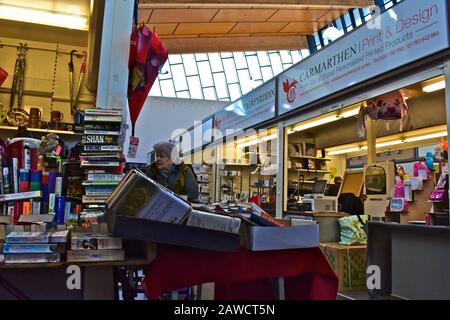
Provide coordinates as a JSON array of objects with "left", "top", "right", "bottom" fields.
[{"left": 3, "top": 243, "right": 65, "bottom": 253}]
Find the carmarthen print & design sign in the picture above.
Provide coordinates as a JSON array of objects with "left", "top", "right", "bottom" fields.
[{"left": 278, "top": 0, "right": 449, "bottom": 114}]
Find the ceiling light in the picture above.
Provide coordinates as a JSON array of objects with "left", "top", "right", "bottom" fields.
[
  {"left": 237, "top": 133, "right": 277, "bottom": 149},
  {"left": 291, "top": 107, "right": 360, "bottom": 133},
  {"left": 328, "top": 147, "right": 366, "bottom": 156},
  {"left": 403, "top": 131, "right": 447, "bottom": 143},
  {"left": 338, "top": 108, "right": 360, "bottom": 119},
  {"left": 376, "top": 140, "right": 403, "bottom": 148},
  {"left": 326, "top": 131, "right": 448, "bottom": 156},
  {"left": 0, "top": 4, "right": 88, "bottom": 30},
  {"left": 423, "top": 80, "right": 445, "bottom": 93},
  {"left": 292, "top": 115, "right": 337, "bottom": 132}
]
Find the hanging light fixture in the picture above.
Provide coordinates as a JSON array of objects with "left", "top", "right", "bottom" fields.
[{"left": 0, "top": 3, "right": 88, "bottom": 31}]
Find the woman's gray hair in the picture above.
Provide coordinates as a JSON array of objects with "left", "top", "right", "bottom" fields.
[{"left": 153, "top": 142, "right": 181, "bottom": 164}]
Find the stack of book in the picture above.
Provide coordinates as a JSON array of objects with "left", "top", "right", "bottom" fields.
[
  {"left": 0, "top": 138, "right": 47, "bottom": 224},
  {"left": 80, "top": 109, "right": 125, "bottom": 228},
  {"left": 67, "top": 232, "right": 124, "bottom": 262},
  {"left": 2, "top": 230, "right": 69, "bottom": 264}
]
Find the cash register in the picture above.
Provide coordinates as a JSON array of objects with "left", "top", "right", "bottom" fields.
[{"left": 300, "top": 180, "right": 338, "bottom": 213}]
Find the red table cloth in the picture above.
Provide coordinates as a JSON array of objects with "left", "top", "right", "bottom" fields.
[{"left": 143, "top": 245, "right": 338, "bottom": 300}]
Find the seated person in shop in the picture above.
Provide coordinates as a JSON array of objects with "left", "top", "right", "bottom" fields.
[
  {"left": 326, "top": 176, "right": 342, "bottom": 196},
  {"left": 145, "top": 142, "right": 199, "bottom": 199}
]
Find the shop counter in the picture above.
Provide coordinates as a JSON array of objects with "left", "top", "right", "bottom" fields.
[
  {"left": 143, "top": 245, "right": 338, "bottom": 300},
  {"left": 367, "top": 221, "right": 450, "bottom": 300},
  {"left": 285, "top": 211, "right": 348, "bottom": 243}
]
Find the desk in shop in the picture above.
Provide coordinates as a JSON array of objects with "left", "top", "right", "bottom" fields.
[{"left": 0, "top": 255, "right": 153, "bottom": 300}]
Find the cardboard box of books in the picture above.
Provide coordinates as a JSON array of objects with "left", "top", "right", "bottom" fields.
[
  {"left": 240, "top": 204, "right": 319, "bottom": 251},
  {"left": 106, "top": 169, "right": 240, "bottom": 252}
]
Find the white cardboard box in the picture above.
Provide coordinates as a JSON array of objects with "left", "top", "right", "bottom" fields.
[{"left": 241, "top": 222, "right": 319, "bottom": 251}]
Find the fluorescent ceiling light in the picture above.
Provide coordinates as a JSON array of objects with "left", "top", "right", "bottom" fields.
[
  {"left": 292, "top": 115, "right": 337, "bottom": 132},
  {"left": 237, "top": 133, "right": 277, "bottom": 149},
  {"left": 423, "top": 80, "right": 446, "bottom": 93},
  {"left": 0, "top": 4, "right": 88, "bottom": 30},
  {"left": 339, "top": 108, "right": 360, "bottom": 119},
  {"left": 291, "top": 107, "right": 360, "bottom": 133},
  {"left": 404, "top": 131, "right": 447, "bottom": 143},
  {"left": 327, "top": 131, "right": 448, "bottom": 156},
  {"left": 376, "top": 140, "right": 403, "bottom": 148},
  {"left": 328, "top": 147, "right": 364, "bottom": 156}
]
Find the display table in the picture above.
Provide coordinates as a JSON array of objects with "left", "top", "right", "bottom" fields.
[{"left": 143, "top": 245, "right": 339, "bottom": 300}]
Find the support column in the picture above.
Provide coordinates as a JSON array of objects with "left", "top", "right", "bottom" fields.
[
  {"left": 366, "top": 119, "right": 377, "bottom": 165},
  {"left": 96, "top": 0, "right": 133, "bottom": 115},
  {"left": 276, "top": 122, "right": 286, "bottom": 219}
]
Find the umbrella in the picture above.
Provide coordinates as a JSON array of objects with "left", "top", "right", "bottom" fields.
[
  {"left": 127, "top": 8, "right": 168, "bottom": 137},
  {"left": 72, "top": 51, "right": 87, "bottom": 114},
  {"left": 68, "top": 50, "right": 78, "bottom": 113}
]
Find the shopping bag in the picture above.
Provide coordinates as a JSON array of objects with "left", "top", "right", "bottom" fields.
[{"left": 338, "top": 215, "right": 369, "bottom": 245}]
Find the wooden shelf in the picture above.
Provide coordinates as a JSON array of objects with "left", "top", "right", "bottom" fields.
[
  {"left": 250, "top": 186, "right": 274, "bottom": 189},
  {"left": 0, "top": 125, "right": 81, "bottom": 136},
  {"left": 290, "top": 156, "right": 332, "bottom": 161},
  {"left": 288, "top": 180, "right": 316, "bottom": 184},
  {"left": 289, "top": 169, "right": 331, "bottom": 174}
]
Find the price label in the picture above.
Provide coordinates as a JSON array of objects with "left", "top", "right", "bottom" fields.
[{"left": 127, "top": 136, "right": 139, "bottom": 159}]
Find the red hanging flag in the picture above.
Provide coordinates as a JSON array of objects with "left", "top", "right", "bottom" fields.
[{"left": 127, "top": 25, "right": 168, "bottom": 136}]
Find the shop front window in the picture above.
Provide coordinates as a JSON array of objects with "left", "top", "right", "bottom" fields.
[
  {"left": 216, "top": 128, "right": 279, "bottom": 215},
  {"left": 284, "top": 75, "right": 448, "bottom": 225}
]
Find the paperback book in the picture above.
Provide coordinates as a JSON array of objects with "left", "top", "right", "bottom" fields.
[
  {"left": 67, "top": 249, "right": 124, "bottom": 262},
  {"left": 4, "top": 253, "right": 61, "bottom": 264},
  {"left": 3, "top": 243, "right": 66, "bottom": 254},
  {"left": 71, "top": 234, "right": 122, "bottom": 250}
]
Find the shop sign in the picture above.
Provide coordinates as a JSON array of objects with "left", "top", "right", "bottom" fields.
[
  {"left": 278, "top": 0, "right": 450, "bottom": 115},
  {"left": 180, "top": 128, "right": 193, "bottom": 155},
  {"left": 213, "top": 79, "right": 276, "bottom": 138},
  {"left": 192, "top": 118, "right": 213, "bottom": 150}
]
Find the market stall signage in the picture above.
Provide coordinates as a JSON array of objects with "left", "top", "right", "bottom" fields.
[
  {"left": 278, "top": 0, "right": 450, "bottom": 115},
  {"left": 213, "top": 79, "right": 276, "bottom": 138}
]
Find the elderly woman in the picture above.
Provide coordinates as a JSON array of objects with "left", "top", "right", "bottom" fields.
[{"left": 145, "top": 141, "right": 199, "bottom": 199}]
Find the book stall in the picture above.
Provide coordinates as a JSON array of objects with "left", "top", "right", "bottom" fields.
[{"left": 0, "top": 108, "right": 156, "bottom": 300}]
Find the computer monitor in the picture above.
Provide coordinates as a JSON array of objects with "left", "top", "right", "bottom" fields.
[{"left": 312, "top": 180, "right": 327, "bottom": 194}]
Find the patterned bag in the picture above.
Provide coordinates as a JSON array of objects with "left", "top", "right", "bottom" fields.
[
  {"left": 357, "top": 91, "right": 408, "bottom": 138},
  {"left": 339, "top": 215, "right": 369, "bottom": 245}
]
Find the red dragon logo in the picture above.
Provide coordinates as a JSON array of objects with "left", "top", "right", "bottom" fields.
[
  {"left": 283, "top": 79, "right": 298, "bottom": 104},
  {"left": 214, "top": 118, "right": 222, "bottom": 130}
]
